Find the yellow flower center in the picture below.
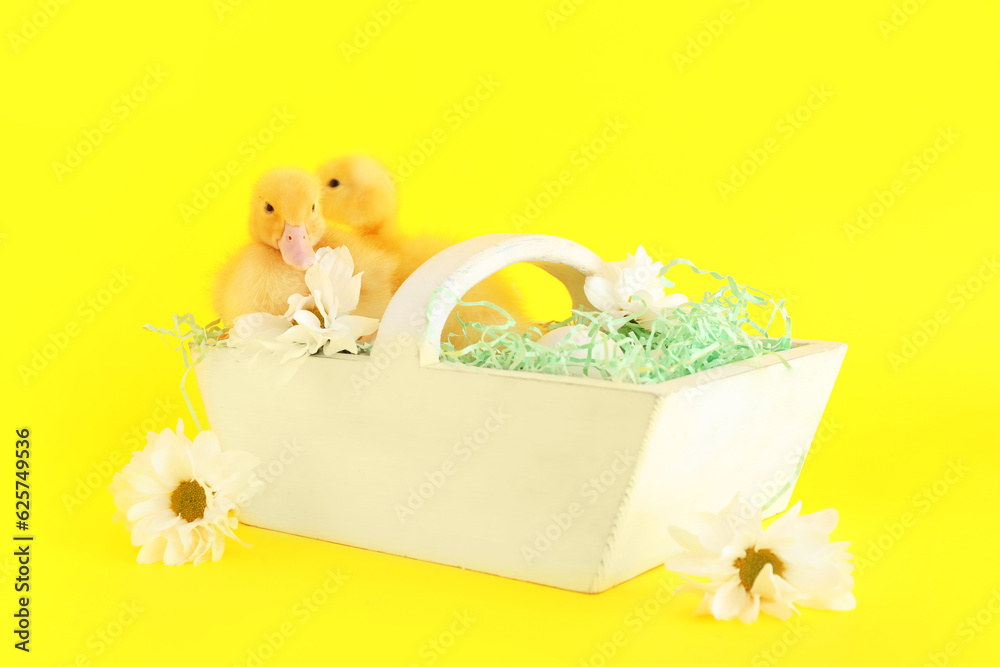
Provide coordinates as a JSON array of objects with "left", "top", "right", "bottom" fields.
[
  {"left": 169, "top": 480, "right": 208, "bottom": 522},
  {"left": 734, "top": 547, "right": 785, "bottom": 592}
]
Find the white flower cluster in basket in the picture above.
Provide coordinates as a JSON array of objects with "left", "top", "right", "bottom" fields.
[
  {"left": 534, "top": 245, "right": 688, "bottom": 359},
  {"left": 226, "top": 246, "right": 379, "bottom": 383},
  {"left": 582, "top": 245, "right": 688, "bottom": 326}
]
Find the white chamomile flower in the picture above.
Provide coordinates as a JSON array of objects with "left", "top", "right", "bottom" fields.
[
  {"left": 584, "top": 246, "right": 688, "bottom": 326},
  {"left": 665, "top": 495, "right": 855, "bottom": 623},
  {"left": 108, "top": 419, "right": 259, "bottom": 566}
]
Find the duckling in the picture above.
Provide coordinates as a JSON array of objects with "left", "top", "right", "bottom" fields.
[
  {"left": 316, "top": 155, "right": 399, "bottom": 241},
  {"left": 316, "top": 156, "right": 527, "bottom": 341},
  {"left": 212, "top": 168, "right": 398, "bottom": 325}
]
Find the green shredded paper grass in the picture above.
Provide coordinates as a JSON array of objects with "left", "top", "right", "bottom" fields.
[
  {"left": 147, "top": 259, "right": 791, "bottom": 399},
  {"left": 439, "top": 258, "right": 791, "bottom": 384}
]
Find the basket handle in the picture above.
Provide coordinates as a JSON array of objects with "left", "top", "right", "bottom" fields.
[{"left": 374, "top": 233, "right": 606, "bottom": 365}]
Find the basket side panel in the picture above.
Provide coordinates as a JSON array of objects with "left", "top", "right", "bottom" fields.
[
  {"left": 196, "top": 348, "right": 657, "bottom": 593},
  {"left": 591, "top": 342, "right": 847, "bottom": 591}
]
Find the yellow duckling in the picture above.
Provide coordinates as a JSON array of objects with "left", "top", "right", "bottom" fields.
[
  {"left": 212, "top": 168, "right": 398, "bottom": 324},
  {"left": 316, "top": 156, "right": 527, "bottom": 340},
  {"left": 315, "top": 155, "right": 399, "bottom": 239}
]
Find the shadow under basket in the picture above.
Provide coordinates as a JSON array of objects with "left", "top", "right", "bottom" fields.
[{"left": 195, "top": 233, "right": 846, "bottom": 593}]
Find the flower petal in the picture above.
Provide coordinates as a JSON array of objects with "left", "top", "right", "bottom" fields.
[
  {"left": 668, "top": 526, "right": 705, "bottom": 551},
  {"left": 738, "top": 593, "right": 762, "bottom": 624},
  {"left": 760, "top": 599, "right": 797, "bottom": 621},
  {"left": 750, "top": 563, "right": 780, "bottom": 599},
  {"left": 136, "top": 536, "right": 167, "bottom": 564},
  {"left": 710, "top": 577, "right": 749, "bottom": 621},
  {"left": 149, "top": 440, "right": 193, "bottom": 485},
  {"left": 125, "top": 494, "right": 171, "bottom": 523}
]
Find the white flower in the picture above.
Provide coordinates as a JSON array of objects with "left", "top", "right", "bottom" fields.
[
  {"left": 108, "top": 419, "right": 259, "bottom": 566},
  {"left": 225, "top": 312, "right": 312, "bottom": 385},
  {"left": 281, "top": 309, "right": 377, "bottom": 356},
  {"left": 227, "top": 312, "right": 296, "bottom": 357},
  {"left": 298, "top": 246, "right": 364, "bottom": 323},
  {"left": 280, "top": 246, "right": 379, "bottom": 351},
  {"left": 664, "top": 495, "right": 855, "bottom": 623},
  {"left": 584, "top": 246, "right": 688, "bottom": 325},
  {"left": 225, "top": 246, "right": 379, "bottom": 382}
]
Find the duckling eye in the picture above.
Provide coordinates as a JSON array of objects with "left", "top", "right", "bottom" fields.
[
  {"left": 265, "top": 202, "right": 274, "bottom": 213},
  {"left": 328, "top": 179, "right": 340, "bottom": 188},
  {"left": 311, "top": 203, "right": 316, "bottom": 212}
]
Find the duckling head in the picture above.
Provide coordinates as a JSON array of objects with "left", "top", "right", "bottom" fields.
[
  {"left": 316, "top": 155, "right": 397, "bottom": 234},
  {"left": 249, "top": 168, "right": 326, "bottom": 270}
]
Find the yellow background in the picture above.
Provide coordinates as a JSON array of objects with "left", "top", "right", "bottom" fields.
[{"left": 3, "top": 0, "right": 999, "bottom": 665}]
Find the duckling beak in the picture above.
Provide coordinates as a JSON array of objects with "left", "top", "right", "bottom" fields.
[{"left": 278, "top": 222, "right": 315, "bottom": 270}]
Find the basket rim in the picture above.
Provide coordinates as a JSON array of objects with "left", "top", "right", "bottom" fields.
[
  {"left": 419, "top": 338, "right": 846, "bottom": 395},
  {"left": 209, "top": 338, "right": 846, "bottom": 397}
]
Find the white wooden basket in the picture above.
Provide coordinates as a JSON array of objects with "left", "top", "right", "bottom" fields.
[{"left": 195, "top": 234, "right": 846, "bottom": 593}]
